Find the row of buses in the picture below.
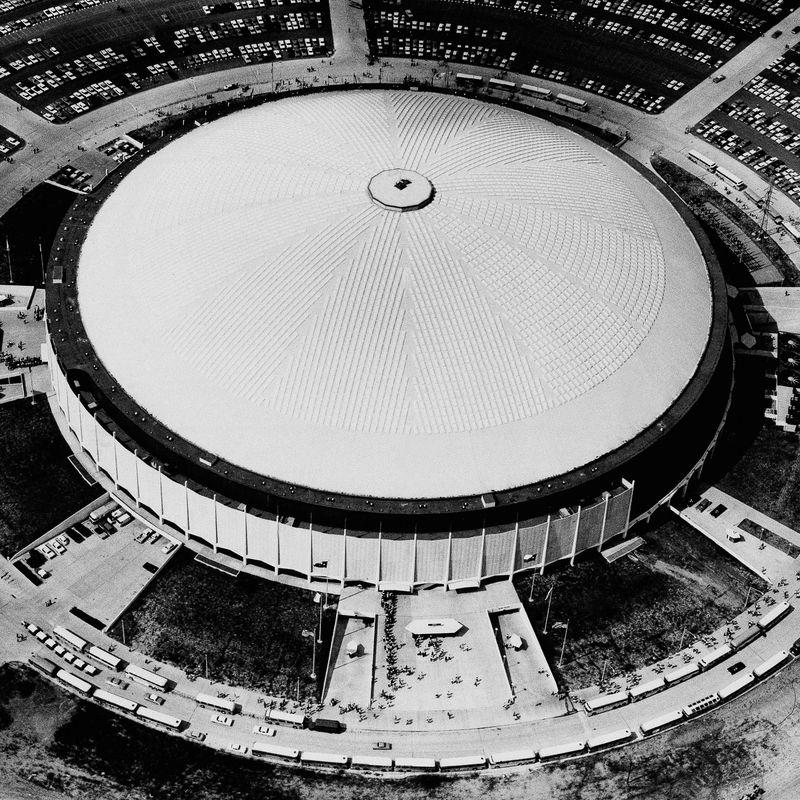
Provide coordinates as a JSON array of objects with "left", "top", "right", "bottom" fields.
[
  {"left": 248, "top": 728, "right": 635, "bottom": 771},
  {"left": 28, "top": 655, "right": 185, "bottom": 731},
  {"left": 585, "top": 602, "right": 793, "bottom": 716},
  {"left": 687, "top": 148, "right": 746, "bottom": 190},
  {"left": 454, "top": 73, "right": 588, "bottom": 111}
]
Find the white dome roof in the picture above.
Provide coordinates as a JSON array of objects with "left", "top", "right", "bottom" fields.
[{"left": 77, "top": 90, "right": 712, "bottom": 498}]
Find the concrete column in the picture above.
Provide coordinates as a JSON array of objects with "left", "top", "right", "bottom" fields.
[
  {"left": 540, "top": 514, "right": 551, "bottom": 575},
  {"left": 597, "top": 492, "right": 610, "bottom": 551},
  {"left": 569, "top": 505, "right": 582, "bottom": 566},
  {"left": 445, "top": 527, "right": 452, "bottom": 587}
]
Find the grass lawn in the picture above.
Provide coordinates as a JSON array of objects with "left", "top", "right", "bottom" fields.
[
  {"left": 109, "top": 551, "right": 333, "bottom": 703},
  {"left": 0, "top": 400, "right": 101, "bottom": 557},
  {"left": 516, "top": 515, "right": 765, "bottom": 690}
]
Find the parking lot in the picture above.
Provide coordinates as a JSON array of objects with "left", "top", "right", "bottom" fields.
[{"left": 29, "top": 502, "right": 180, "bottom": 629}]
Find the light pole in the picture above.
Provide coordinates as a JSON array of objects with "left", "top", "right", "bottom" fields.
[
  {"left": 522, "top": 554, "right": 537, "bottom": 602},
  {"left": 310, "top": 624, "right": 317, "bottom": 680},
  {"left": 543, "top": 584, "right": 554, "bottom": 634},
  {"left": 557, "top": 619, "right": 570, "bottom": 668},
  {"left": 4, "top": 234, "right": 13, "bottom": 284}
]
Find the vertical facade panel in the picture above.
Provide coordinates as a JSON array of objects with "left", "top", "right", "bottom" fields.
[
  {"left": 345, "top": 530, "right": 379, "bottom": 584},
  {"left": 483, "top": 524, "right": 515, "bottom": 577},
  {"left": 137, "top": 459, "right": 162, "bottom": 516},
  {"left": 187, "top": 491, "right": 216, "bottom": 545},
  {"left": 380, "top": 534, "right": 414, "bottom": 584},
  {"left": 311, "top": 526, "right": 345, "bottom": 580},
  {"left": 66, "top": 387, "right": 81, "bottom": 434},
  {"left": 449, "top": 529, "right": 483, "bottom": 580},
  {"left": 247, "top": 512, "right": 278, "bottom": 567},
  {"left": 278, "top": 521, "right": 311, "bottom": 576},
  {"left": 216, "top": 501, "right": 246, "bottom": 555},
  {"left": 604, "top": 487, "right": 633, "bottom": 543},
  {"left": 161, "top": 476, "right": 188, "bottom": 530},
  {"left": 576, "top": 500, "right": 605, "bottom": 552},
  {"left": 545, "top": 513, "right": 576, "bottom": 565},
  {"left": 96, "top": 425, "right": 116, "bottom": 479},
  {"left": 414, "top": 531, "right": 449, "bottom": 584},
  {"left": 114, "top": 440, "right": 138, "bottom": 497},
  {"left": 515, "top": 520, "right": 548, "bottom": 571},
  {"left": 78, "top": 404, "right": 98, "bottom": 461}
]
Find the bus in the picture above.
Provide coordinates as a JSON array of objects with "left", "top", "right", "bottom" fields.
[
  {"left": 717, "top": 672, "right": 755, "bottom": 701},
  {"left": 87, "top": 645, "right": 124, "bottom": 671},
  {"left": 439, "top": 755, "right": 487, "bottom": 771},
  {"left": 729, "top": 626, "right": 761, "bottom": 653},
  {"left": 455, "top": 73, "right": 482, "bottom": 88},
  {"left": 351, "top": 754, "right": 394, "bottom": 770},
  {"left": 698, "top": 644, "right": 732, "bottom": 670},
  {"left": 89, "top": 500, "right": 118, "bottom": 523},
  {"left": 56, "top": 668, "right": 93, "bottom": 695},
  {"left": 664, "top": 662, "right": 700, "bottom": 685},
  {"left": 628, "top": 677, "right": 666, "bottom": 702},
  {"left": 488, "top": 78, "right": 515, "bottom": 92},
  {"left": 687, "top": 149, "right": 717, "bottom": 172},
  {"left": 53, "top": 626, "right": 88, "bottom": 652},
  {"left": 757, "top": 601, "right": 792, "bottom": 631},
  {"left": 267, "top": 708, "right": 306, "bottom": 728},
  {"left": 300, "top": 751, "right": 350, "bottom": 767},
  {"left": 555, "top": 93, "right": 587, "bottom": 111},
  {"left": 135, "top": 706, "right": 183, "bottom": 730},
  {"left": 394, "top": 756, "right": 438, "bottom": 771},
  {"left": 196, "top": 693, "right": 237, "bottom": 714},
  {"left": 28, "top": 655, "right": 58, "bottom": 676},
  {"left": 538, "top": 741, "right": 585, "bottom": 760},
  {"left": 753, "top": 650, "right": 789, "bottom": 679},
  {"left": 586, "top": 728, "right": 632, "bottom": 751},
  {"left": 716, "top": 166, "right": 745, "bottom": 190},
  {"left": 94, "top": 687, "right": 138, "bottom": 713},
  {"left": 781, "top": 220, "right": 800, "bottom": 242},
  {"left": 488, "top": 748, "right": 537, "bottom": 766},
  {"left": 640, "top": 708, "right": 684, "bottom": 735},
  {"left": 584, "top": 690, "right": 628, "bottom": 714},
  {"left": 682, "top": 693, "right": 719, "bottom": 718},
  {"left": 251, "top": 741, "right": 300, "bottom": 761},
  {"left": 125, "top": 663, "right": 169, "bottom": 691},
  {"left": 520, "top": 84, "right": 552, "bottom": 100}
]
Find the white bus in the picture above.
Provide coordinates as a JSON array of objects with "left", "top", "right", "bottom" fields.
[
  {"left": 439, "top": 755, "right": 487, "bottom": 770},
  {"left": 687, "top": 149, "right": 717, "bottom": 172},
  {"left": 717, "top": 672, "right": 755, "bottom": 701},
  {"left": 716, "top": 166, "right": 745, "bottom": 190},
  {"left": 125, "top": 663, "right": 169, "bottom": 691},
  {"left": 488, "top": 748, "right": 537, "bottom": 766},
  {"left": 394, "top": 756, "right": 438, "bottom": 771},
  {"left": 584, "top": 690, "right": 628, "bottom": 714},
  {"left": 682, "top": 693, "right": 719, "bottom": 718},
  {"left": 87, "top": 645, "right": 123, "bottom": 671},
  {"left": 251, "top": 741, "right": 300, "bottom": 761},
  {"left": 300, "top": 751, "right": 350, "bottom": 767},
  {"left": 640, "top": 708, "right": 685, "bottom": 735},
  {"left": 136, "top": 706, "right": 183, "bottom": 730},
  {"left": 196, "top": 693, "right": 237, "bottom": 714},
  {"left": 538, "top": 740, "right": 585, "bottom": 760},
  {"left": 520, "top": 84, "right": 552, "bottom": 100},
  {"left": 455, "top": 73, "right": 482, "bottom": 87},
  {"left": 267, "top": 708, "right": 306, "bottom": 728},
  {"left": 94, "top": 687, "right": 138, "bottom": 713},
  {"left": 53, "top": 626, "right": 88, "bottom": 652},
  {"left": 56, "top": 668, "right": 93, "bottom": 695},
  {"left": 555, "top": 93, "right": 587, "bottom": 111},
  {"left": 664, "top": 662, "right": 700, "bottom": 685},
  {"left": 586, "top": 728, "right": 632, "bottom": 750},
  {"left": 698, "top": 644, "right": 732, "bottom": 670},
  {"left": 351, "top": 754, "right": 394, "bottom": 770},
  {"left": 753, "top": 650, "right": 789, "bottom": 679},
  {"left": 488, "top": 78, "right": 515, "bottom": 92},
  {"left": 628, "top": 677, "right": 666, "bottom": 702},
  {"left": 757, "top": 601, "right": 792, "bottom": 631},
  {"left": 781, "top": 221, "right": 800, "bottom": 242}
]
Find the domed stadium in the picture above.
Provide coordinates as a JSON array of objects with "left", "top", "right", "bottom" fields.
[{"left": 45, "top": 88, "right": 730, "bottom": 587}]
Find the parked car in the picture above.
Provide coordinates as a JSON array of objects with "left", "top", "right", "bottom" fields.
[
  {"left": 40, "top": 545, "right": 56, "bottom": 560},
  {"left": 36, "top": 568, "right": 50, "bottom": 579},
  {"left": 228, "top": 743, "right": 247, "bottom": 754},
  {"left": 772, "top": 29, "right": 783, "bottom": 38},
  {"left": 696, "top": 499, "right": 712, "bottom": 513},
  {"left": 373, "top": 741, "right": 392, "bottom": 750},
  {"left": 187, "top": 730, "right": 206, "bottom": 741},
  {"left": 146, "top": 693, "right": 166, "bottom": 705},
  {"left": 161, "top": 542, "right": 177, "bottom": 554},
  {"left": 710, "top": 504, "right": 728, "bottom": 518},
  {"left": 253, "top": 725, "right": 276, "bottom": 736},
  {"left": 212, "top": 714, "right": 234, "bottom": 727},
  {"left": 56, "top": 534, "right": 70, "bottom": 547},
  {"left": 728, "top": 661, "right": 745, "bottom": 675},
  {"left": 52, "top": 541, "right": 65, "bottom": 554},
  {"left": 107, "top": 676, "right": 129, "bottom": 689}
]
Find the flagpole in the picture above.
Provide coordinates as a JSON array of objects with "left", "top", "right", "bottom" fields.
[
  {"left": 5, "top": 235, "right": 12, "bottom": 285},
  {"left": 543, "top": 585, "right": 554, "bottom": 634},
  {"left": 558, "top": 619, "right": 569, "bottom": 667}
]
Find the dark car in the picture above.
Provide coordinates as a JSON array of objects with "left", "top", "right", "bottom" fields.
[
  {"left": 728, "top": 661, "right": 745, "bottom": 675},
  {"left": 696, "top": 499, "right": 712, "bottom": 513},
  {"left": 772, "top": 30, "right": 783, "bottom": 38},
  {"left": 710, "top": 504, "right": 728, "bottom": 518}
]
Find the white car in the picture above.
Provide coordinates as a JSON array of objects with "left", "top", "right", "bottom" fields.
[
  {"left": 252, "top": 725, "right": 276, "bottom": 736},
  {"left": 161, "top": 542, "right": 176, "bottom": 554},
  {"left": 147, "top": 693, "right": 166, "bottom": 705},
  {"left": 36, "top": 568, "right": 50, "bottom": 579},
  {"left": 228, "top": 743, "right": 248, "bottom": 754},
  {"left": 56, "top": 534, "right": 69, "bottom": 547},
  {"left": 52, "top": 541, "right": 66, "bottom": 554},
  {"left": 40, "top": 545, "right": 56, "bottom": 560},
  {"left": 211, "top": 714, "right": 234, "bottom": 727}
]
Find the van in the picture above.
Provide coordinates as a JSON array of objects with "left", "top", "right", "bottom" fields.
[{"left": 726, "top": 529, "right": 744, "bottom": 542}]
